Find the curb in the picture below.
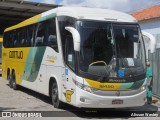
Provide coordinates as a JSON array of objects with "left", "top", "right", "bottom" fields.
[{"left": 152, "top": 96, "right": 160, "bottom": 106}]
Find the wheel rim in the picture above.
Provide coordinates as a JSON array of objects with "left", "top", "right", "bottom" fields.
[
  {"left": 12, "top": 81, "right": 16, "bottom": 88},
  {"left": 12, "top": 72, "right": 17, "bottom": 89}
]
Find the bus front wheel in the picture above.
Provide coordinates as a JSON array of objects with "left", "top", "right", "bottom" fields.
[{"left": 51, "top": 82, "right": 63, "bottom": 108}]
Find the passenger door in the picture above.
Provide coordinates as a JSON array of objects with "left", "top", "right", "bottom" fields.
[{"left": 63, "top": 35, "right": 76, "bottom": 104}]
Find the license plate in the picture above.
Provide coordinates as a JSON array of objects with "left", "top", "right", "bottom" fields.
[{"left": 112, "top": 99, "right": 123, "bottom": 104}]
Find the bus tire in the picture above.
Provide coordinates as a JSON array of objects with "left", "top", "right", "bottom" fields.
[
  {"left": 51, "top": 82, "right": 63, "bottom": 108},
  {"left": 12, "top": 71, "right": 18, "bottom": 90},
  {"left": 7, "top": 69, "right": 12, "bottom": 88},
  {"left": 8, "top": 74, "right": 13, "bottom": 88},
  {"left": 7, "top": 70, "right": 10, "bottom": 80}
]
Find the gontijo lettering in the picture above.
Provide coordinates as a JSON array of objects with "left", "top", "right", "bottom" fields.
[{"left": 9, "top": 51, "right": 23, "bottom": 59}]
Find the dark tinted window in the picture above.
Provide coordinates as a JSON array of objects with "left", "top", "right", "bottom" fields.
[
  {"left": 35, "top": 22, "right": 46, "bottom": 46},
  {"left": 46, "top": 19, "right": 58, "bottom": 52},
  {"left": 66, "top": 35, "right": 75, "bottom": 71},
  {"left": 3, "top": 32, "right": 8, "bottom": 47},
  {"left": 17, "top": 29, "right": 25, "bottom": 47},
  {"left": 3, "top": 18, "right": 58, "bottom": 49},
  {"left": 19, "top": 28, "right": 28, "bottom": 47},
  {"left": 26, "top": 25, "right": 34, "bottom": 47},
  {"left": 9, "top": 31, "right": 15, "bottom": 47},
  {"left": 0, "top": 42, "right": 2, "bottom": 64},
  {"left": 58, "top": 16, "right": 76, "bottom": 59}
]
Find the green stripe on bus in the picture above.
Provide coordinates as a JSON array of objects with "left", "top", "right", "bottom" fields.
[
  {"left": 21, "top": 47, "right": 37, "bottom": 81},
  {"left": 22, "top": 47, "right": 46, "bottom": 82},
  {"left": 119, "top": 82, "right": 134, "bottom": 90},
  {"left": 38, "top": 13, "right": 56, "bottom": 22},
  {"left": 129, "top": 79, "right": 145, "bottom": 89}
]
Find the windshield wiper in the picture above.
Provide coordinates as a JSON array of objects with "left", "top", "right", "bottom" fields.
[
  {"left": 97, "top": 65, "right": 110, "bottom": 82},
  {"left": 97, "top": 75, "right": 108, "bottom": 82}
]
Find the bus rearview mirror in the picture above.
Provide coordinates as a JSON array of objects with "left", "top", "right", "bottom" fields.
[
  {"left": 65, "top": 27, "right": 80, "bottom": 51},
  {"left": 142, "top": 31, "right": 156, "bottom": 53}
]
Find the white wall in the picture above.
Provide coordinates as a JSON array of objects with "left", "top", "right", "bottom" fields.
[
  {"left": 140, "top": 19, "right": 160, "bottom": 35},
  {"left": 139, "top": 19, "right": 160, "bottom": 48}
]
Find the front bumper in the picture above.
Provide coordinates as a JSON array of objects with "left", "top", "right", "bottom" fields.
[{"left": 75, "top": 86, "right": 146, "bottom": 108}]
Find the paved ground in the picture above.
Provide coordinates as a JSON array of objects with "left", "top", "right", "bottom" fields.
[{"left": 0, "top": 77, "right": 160, "bottom": 120}]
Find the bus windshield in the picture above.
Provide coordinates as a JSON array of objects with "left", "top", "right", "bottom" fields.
[{"left": 77, "top": 21, "right": 146, "bottom": 80}]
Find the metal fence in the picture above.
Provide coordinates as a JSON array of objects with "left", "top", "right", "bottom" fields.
[{"left": 149, "top": 48, "right": 160, "bottom": 98}]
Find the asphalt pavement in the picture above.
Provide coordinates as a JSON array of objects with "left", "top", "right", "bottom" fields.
[{"left": 0, "top": 77, "right": 160, "bottom": 120}]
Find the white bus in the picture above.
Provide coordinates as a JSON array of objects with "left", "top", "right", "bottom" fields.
[{"left": 3, "top": 7, "right": 147, "bottom": 108}]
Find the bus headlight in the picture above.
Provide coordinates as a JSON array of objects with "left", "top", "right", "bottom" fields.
[
  {"left": 140, "top": 85, "right": 146, "bottom": 91},
  {"left": 73, "top": 79, "right": 97, "bottom": 93},
  {"left": 83, "top": 85, "right": 97, "bottom": 93}
]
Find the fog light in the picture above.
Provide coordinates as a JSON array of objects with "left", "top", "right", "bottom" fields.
[{"left": 80, "top": 97, "right": 85, "bottom": 102}]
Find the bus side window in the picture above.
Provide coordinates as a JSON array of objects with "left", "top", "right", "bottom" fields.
[
  {"left": 46, "top": 18, "right": 58, "bottom": 52},
  {"left": 65, "top": 35, "right": 75, "bottom": 71},
  {"left": 17, "top": 28, "right": 26, "bottom": 47},
  {"left": 27, "top": 25, "right": 35, "bottom": 47},
  {"left": 20, "top": 28, "right": 27, "bottom": 47},
  {"left": 16, "top": 29, "right": 23, "bottom": 47},
  {"left": 35, "top": 22, "right": 45, "bottom": 46},
  {"left": 4, "top": 32, "right": 9, "bottom": 48},
  {"left": 3, "top": 32, "right": 8, "bottom": 48},
  {"left": 10, "top": 31, "right": 16, "bottom": 47},
  {"left": 7, "top": 32, "right": 12, "bottom": 47}
]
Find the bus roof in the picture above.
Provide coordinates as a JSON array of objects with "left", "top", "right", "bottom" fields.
[
  {"left": 56, "top": 7, "right": 137, "bottom": 22},
  {"left": 5, "top": 6, "right": 137, "bottom": 32}
]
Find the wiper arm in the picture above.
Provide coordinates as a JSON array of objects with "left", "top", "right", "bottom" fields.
[
  {"left": 98, "top": 66, "right": 110, "bottom": 82},
  {"left": 97, "top": 74, "right": 109, "bottom": 82}
]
